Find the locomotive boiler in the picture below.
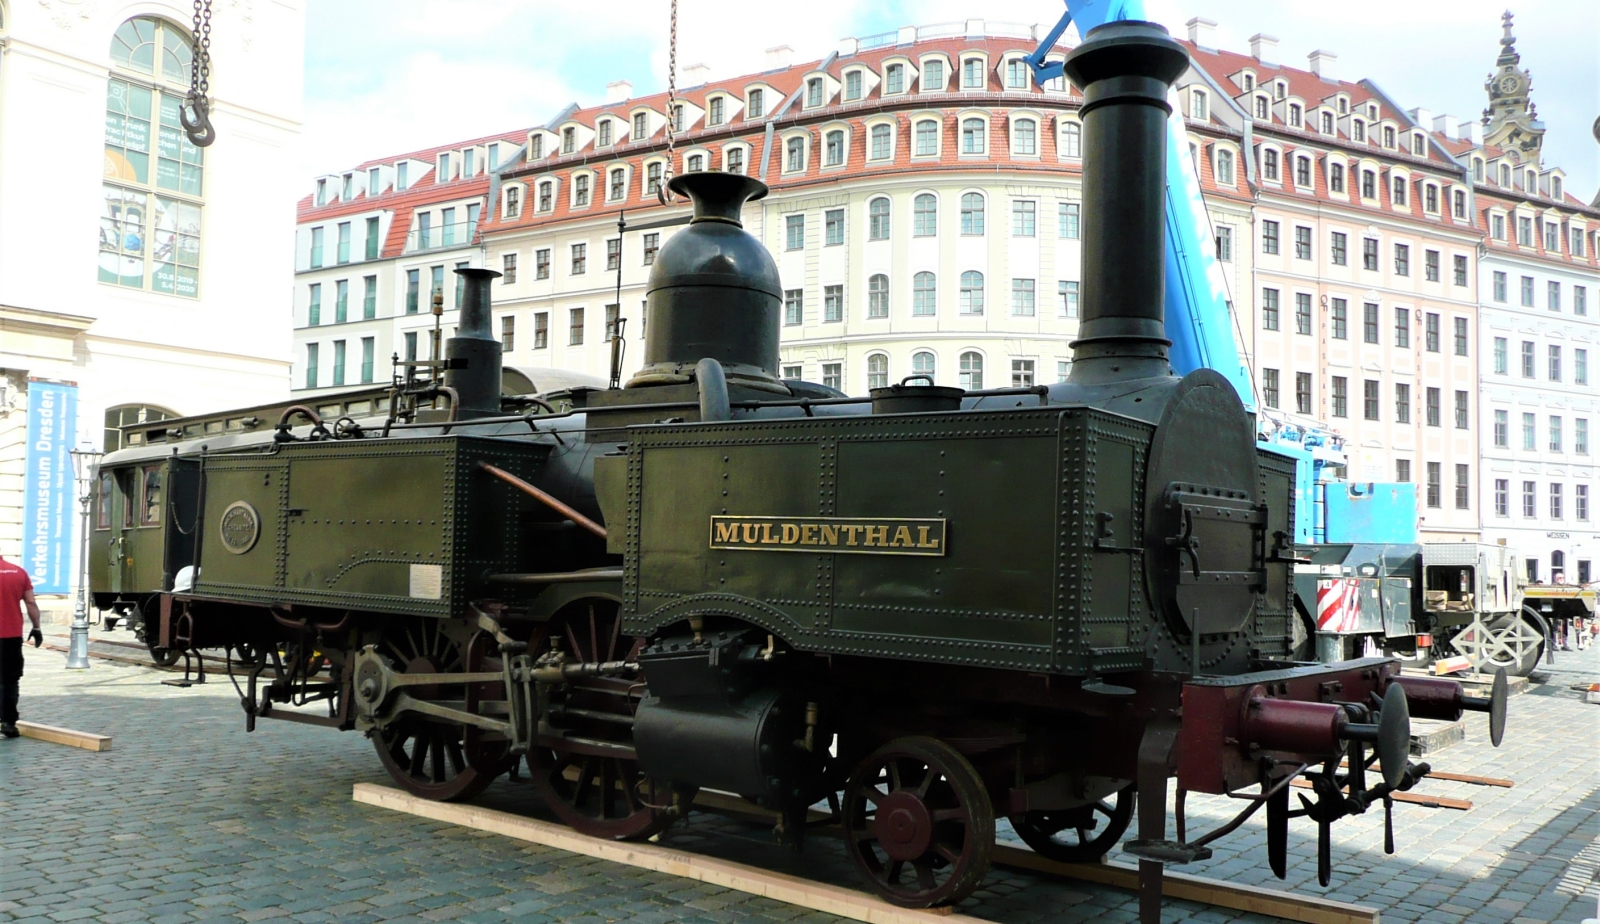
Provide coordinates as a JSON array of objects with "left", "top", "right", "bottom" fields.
[{"left": 89, "top": 21, "right": 1508, "bottom": 919}]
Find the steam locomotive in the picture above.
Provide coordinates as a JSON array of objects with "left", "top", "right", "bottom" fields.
[{"left": 89, "top": 22, "right": 1507, "bottom": 919}]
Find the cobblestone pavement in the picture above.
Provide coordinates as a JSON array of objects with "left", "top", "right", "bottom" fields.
[{"left": 0, "top": 630, "right": 1595, "bottom": 924}]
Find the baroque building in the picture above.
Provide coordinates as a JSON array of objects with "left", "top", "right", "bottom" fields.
[{"left": 0, "top": 2, "right": 303, "bottom": 601}]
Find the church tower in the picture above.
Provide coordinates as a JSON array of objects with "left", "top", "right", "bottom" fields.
[{"left": 1482, "top": 10, "right": 1545, "bottom": 165}]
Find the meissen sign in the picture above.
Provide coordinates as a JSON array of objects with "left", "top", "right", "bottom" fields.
[{"left": 709, "top": 516, "right": 947, "bottom": 556}]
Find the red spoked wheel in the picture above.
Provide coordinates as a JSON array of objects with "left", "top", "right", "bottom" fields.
[
  {"left": 842, "top": 736, "right": 995, "bottom": 908},
  {"left": 525, "top": 601, "right": 688, "bottom": 840},
  {"left": 372, "top": 618, "right": 506, "bottom": 801}
]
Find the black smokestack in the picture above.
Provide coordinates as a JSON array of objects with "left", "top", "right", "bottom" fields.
[
  {"left": 1060, "top": 21, "right": 1189, "bottom": 383},
  {"left": 446, "top": 266, "right": 503, "bottom": 417}
]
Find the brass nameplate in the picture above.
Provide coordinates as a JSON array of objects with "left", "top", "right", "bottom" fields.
[{"left": 709, "top": 516, "right": 946, "bottom": 556}]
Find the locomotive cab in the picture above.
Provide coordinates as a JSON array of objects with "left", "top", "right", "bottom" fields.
[{"left": 90, "top": 453, "right": 200, "bottom": 639}]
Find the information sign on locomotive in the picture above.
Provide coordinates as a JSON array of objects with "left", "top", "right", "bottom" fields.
[{"left": 708, "top": 516, "right": 946, "bottom": 556}]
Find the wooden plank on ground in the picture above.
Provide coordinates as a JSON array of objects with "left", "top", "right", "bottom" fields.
[
  {"left": 990, "top": 845, "right": 1379, "bottom": 924},
  {"left": 1290, "top": 777, "right": 1471, "bottom": 810},
  {"left": 15, "top": 720, "right": 112, "bottom": 752},
  {"left": 1425, "top": 770, "right": 1513, "bottom": 788},
  {"left": 353, "top": 783, "right": 967, "bottom": 924},
  {"left": 689, "top": 790, "right": 1378, "bottom": 924}
]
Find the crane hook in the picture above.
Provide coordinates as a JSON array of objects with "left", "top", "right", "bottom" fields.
[{"left": 181, "top": 91, "right": 216, "bottom": 148}]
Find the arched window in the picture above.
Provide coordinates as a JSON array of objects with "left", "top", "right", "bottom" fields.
[
  {"left": 609, "top": 168, "right": 627, "bottom": 201},
  {"left": 686, "top": 154, "right": 704, "bottom": 172},
  {"left": 959, "top": 193, "right": 985, "bottom": 235},
  {"left": 868, "top": 274, "right": 889, "bottom": 318},
  {"left": 961, "top": 117, "right": 986, "bottom": 154},
  {"left": 912, "top": 351, "right": 936, "bottom": 380},
  {"left": 959, "top": 352, "right": 984, "bottom": 389},
  {"left": 1215, "top": 148, "right": 1235, "bottom": 185},
  {"left": 102, "top": 17, "right": 204, "bottom": 297},
  {"left": 1012, "top": 118, "right": 1037, "bottom": 155},
  {"left": 1499, "top": 163, "right": 1511, "bottom": 187},
  {"left": 869, "top": 124, "right": 892, "bottom": 160},
  {"left": 1383, "top": 125, "right": 1396, "bottom": 148},
  {"left": 725, "top": 146, "right": 746, "bottom": 175},
  {"left": 104, "top": 404, "right": 178, "bottom": 453},
  {"left": 914, "top": 119, "right": 940, "bottom": 156},
  {"left": 913, "top": 194, "right": 937, "bottom": 236},
  {"left": 868, "top": 197, "right": 891, "bottom": 240},
  {"left": 1473, "top": 157, "right": 1484, "bottom": 183},
  {"left": 537, "top": 180, "right": 554, "bottom": 211},
  {"left": 1262, "top": 148, "right": 1279, "bottom": 181},
  {"left": 1254, "top": 96, "right": 1268, "bottom": 119},
  {"left": 786, "top": 137, "right": 806, "bottom": 172},
  {"left": 825, "top": 130, "right": 845, "bottom": 166},
  {"left": 1329, "top": 161, "right": 1344, "bottom": 193},
  {"left": 1411, "top": 133, "right": 1425, "bottom": 156},
  {"left": 1060, "top": 121, "right": 1081, "bottom": 158},
  {"left": 912, "top": 272, "right": 937, "bottom": 315},
  {"left": 867, "top": 354, "right": 889, "bottom": 389},
  {"left": 504, "top": 186, "right": 522, "bottom": 217},
  {"left": 962, "top": 57, "right": 984, "bottom": 88},
  {"left": 959, "top": 271, "right": 985, "bottom": 314},
  {"left": 1321, "top": 111, "right": 1333, "bottom": 134}
]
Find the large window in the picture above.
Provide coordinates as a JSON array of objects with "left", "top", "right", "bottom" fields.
[
  {"left": 959, "top": 271, "right": 984, "bottom": 314},
  {"left": 101, "top": 18, "right": 204, "bottom": 297},
  {"left": 912, "top": 272, "right": 936, "bottom": 316},
  {"left": 959, "top": 352, "right": 984, "bottom": 389},
  {"left": 913, "top": 194, "right": 937, "bottom": 236}
]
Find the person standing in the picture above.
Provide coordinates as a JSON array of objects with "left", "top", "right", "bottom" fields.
[{"left": 0, "top": 553, "right": 44, "bottom": 738}]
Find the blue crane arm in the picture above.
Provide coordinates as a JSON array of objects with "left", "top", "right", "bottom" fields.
[{"left": 1026, "top": 0, "right": 1255, "bottom": 410}]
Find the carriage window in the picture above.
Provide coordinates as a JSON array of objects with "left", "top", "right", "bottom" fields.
[
  {"left": 140, "top": 465, "right": 163, "bottom": 526},
  {"left": 96, "top": 472, "right": 113, "bottom": 529}
]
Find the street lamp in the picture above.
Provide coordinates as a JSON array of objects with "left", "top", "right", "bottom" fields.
[{"left": 65, "top": 445, "right": 103, "bottom": 670}]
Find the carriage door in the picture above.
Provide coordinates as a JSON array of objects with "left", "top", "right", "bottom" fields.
[
  {"left": 106, "top": 469, "right": 137, "bottom": 593},
  {"left": 126, "top": 463, "right": 167, "bottom": 592},
  {"left": 91, "top": 470, "right": 121, "bottom": 594}
]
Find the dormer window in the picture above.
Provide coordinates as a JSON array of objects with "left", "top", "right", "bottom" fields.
[
  {"left": 1553, "top": 176, "right": 1563, "bottom": 200},
  {"left": 1215, "top": 147, "right": 1235, "bottom": 185},
  {"left": 397, "top": 162, "right": 409, "bottom": 190},
  {"left": 1060, "top": 121, "right": 1081, "bottom": 157},
  {"left": 537, "top": 181, "right": 553, "bottom": 212},
  {"left": 962, "top": 57, "right": 983, "bottom": 89},
  {"left": 574, "top": 174, "right": 590, "bottom": 207},
  {"left": 505, "top": 186, "right": 521, "bottom": 218},
  {"left": 1352, "top": 119, "right": 1365, "bottom": 142},
  {"left": 341, "top": 173, "right": 353, "bottom": 200},
  {"left": 1411, "top": 133, "right": 1425, "bottom": 156},
  {"left": 1500, "top": 163, "right": 1511, "bottom": 186},
  {"left": 1295, "top": 155, "right": 1311, "bottom": 187},
  {"left": 1241, "top": 73, "right": 1254, "bottom": 92},
  {"left": 686, "top": 154, "right": 704, "bottom": 172},
  {"left": 1392, "top": 174, "right": 1407, "bottom": 206},
  {"left": 598, "top": 120, "right": 612, "bottom": 146},
  {"left": 1005, "top": 59, "right": 1029, "bottom": 89},
  {"left": 844, "top": 70, "right": 862, "bottom": 101},
  {"left": 825, "top": 130, "right": 845, "bottom": 166},
  {"left": 316, "top": 178, "right": 327, "bottom": 205},
  {"left": 1382, "top": 125, "right": 1395, "bottom": 148},
  {"left": 671, "top": 105, "right": 684, "bottom": 132},
  {"left": 1254, "top": 96, "right": 1268, "bottom": 119},
  {"left": 1321, "top": 111, "right": 1333, "bottom": 134},
  {"left": 1367, "top": 103, "right": 1379, "bottom": 120},
  {"left": 1473, "top": 157, "right": 1484, "bottom": 182},
  {"left": 1329, "top": 161, "right": 1345, "bottom": 193},
  {"left": 747, "top": 89, "right": 764, "bottom": 119},
  {"left": 708, "top": 97, "right": 724, "bottom": 125},
  {"left": 726, "top": 147, "right": 745, "bottom": 174},
  {"left": 633, "top": 112, "right": 648, "bottom": 138},
  {"left": 1453, "top": 189, "right": 1466, "bottom": 218},
  {"left": 1288, "top": 103, "right": 1301, "bottom": 128},
  {"left": 1337, "top": 97, "right": 1348, "bottom": 114},
  {"left": 1274, "top": 80, "right": 1286, "bottom": 100},
  {"left": 368, "top": 167, "right": 381, "bottom": 196},
  {"left": 1425, "top": 184, "right": 1439, "bottom": 213},
  {"left": 1361, "top": 169, "right": 1375, "bottom": 199},
  {"left": 530, "top": 135, "right": 544, "bottom": 159},
  {"left": 923, "top": 59, "right": 945, "bottom": 91},
  {"left": 885, "top": 64, "right": 904, "bottom": 94},
  {"left": 1190, "top": 89, "right": 1207, "bottom": 120},
  {"left": 1526, "top": 168, "right": 1537, "bottom": 191},
  {"left": 1262, "top": 148, "right": 1279, "bottom": 181},
  {"left": 609, "top": 169, "right": 626, "bottom": 200},
  {"left": 462, "top": 150, "right": 475, "bottom": 176},
  {"left": 439, "top": 152, "right": 452, "bottom": 179},
  {"left": 561, "top": 127, "right": 575, "bottom": 154},
  {"left": 806, "top": 78, "right": 823, "bottom": 108}
]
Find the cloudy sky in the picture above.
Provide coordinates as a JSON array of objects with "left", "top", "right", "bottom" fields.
[{"left": 302, "top": 0, "right": 1599, "bottom": 196}]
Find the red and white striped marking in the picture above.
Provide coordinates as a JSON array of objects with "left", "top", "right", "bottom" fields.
[{"left": 1316, "top": 579, "right": 1361, "bottom": 632}]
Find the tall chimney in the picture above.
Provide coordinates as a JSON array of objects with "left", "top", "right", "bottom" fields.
[
  {"left": 765, "top": 45, "right": 793, "bottom": 70},
  {"left": 605, "top": 80, "right": 633, "bottom": 103},
  {"left": 1186, "top": 17, "right": 1216, "bottom": 49},
  {"left": 1307, "top": 50, "right": 1337, "bottom": 81},
  {"left": 1060, "top": 21, "right": 1189, "bottom": 382},
  {"left": 446, "top": 267, "right": 504, "bottom": 418},
  {"left": 1464, "top": 120, "right": 1484, "bottom": 145},
  {"left": 1432, "top": 113, "right": 1459, "bottom": 139},
  {"left": 1249, "top": 33, "right": 1278, "bottom": 66}
]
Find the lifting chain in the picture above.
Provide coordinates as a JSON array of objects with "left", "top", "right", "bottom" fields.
[
  {"left": 181, "top": 0, "right": 216, "bottom": 147},
  {"left": 656, "top": 0, "right": 678, "bottom": 204}
]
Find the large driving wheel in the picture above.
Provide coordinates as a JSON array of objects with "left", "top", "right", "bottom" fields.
[
  {"left": 372, "top": 618, "right": 504, "bottom": 801},
  {"left": 526, "top": 601, "right": 685, "bottom": 840},
  {"left": 1009, "top": 782, "right": 1134, "bottom": 863},
  {"left": 842, "top": 736, "right": 994, "bottom": 908}
]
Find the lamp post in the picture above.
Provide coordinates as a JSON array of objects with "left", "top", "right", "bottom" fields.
[{"left": 65, "top": 445, "right": 103, "bottom": 670}]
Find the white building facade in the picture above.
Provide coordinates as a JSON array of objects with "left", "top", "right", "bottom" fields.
[{"left": 0, "top": 2, "right": 304, "bottom": 597}]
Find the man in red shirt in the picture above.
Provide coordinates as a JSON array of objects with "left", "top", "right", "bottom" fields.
[{"left": 0, "top": 554, "right": 44, "bottom": 738}]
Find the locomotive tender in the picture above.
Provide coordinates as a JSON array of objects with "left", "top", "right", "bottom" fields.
[{"left": 90, "top": 22, "right": 1507, "bottom": 918}]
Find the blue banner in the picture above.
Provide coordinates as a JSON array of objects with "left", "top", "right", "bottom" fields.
[{"left": 22, "top": 379, "right": 78, "bottom": 594}]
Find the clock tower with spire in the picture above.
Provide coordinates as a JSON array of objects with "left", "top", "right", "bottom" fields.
[{"left": 1482, "top": 10, "right": 1545, "bottom": 164}]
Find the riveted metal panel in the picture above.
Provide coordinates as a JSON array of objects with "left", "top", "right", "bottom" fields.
[
  {"left": 194, "top": 437, "right": 546, "bottom": 616},
  {"left": 622, "top": 407, "right": 1157, "bottom": 676}
]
